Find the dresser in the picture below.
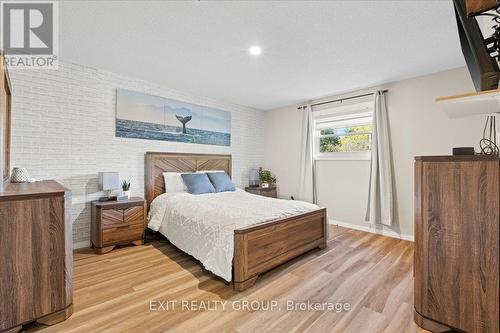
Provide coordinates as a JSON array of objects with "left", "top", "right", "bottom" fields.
[
  {"left": 244, "top": 186, "right": 277, "bottom": 198},
  {"left": 414, "top": 155, "right": 499, "bottom": 333},
  {"left": 0, "top": 180, "right": 72, "bottom": 333},
  {"left": 91, "top": 197, "right": 147, "bottom": 254}
]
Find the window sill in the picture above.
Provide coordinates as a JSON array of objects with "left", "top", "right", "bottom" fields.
[{"left": 314, "top": 152, "right": 371, "bottom": 161}]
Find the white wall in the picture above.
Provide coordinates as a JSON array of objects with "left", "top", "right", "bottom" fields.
[
  {"left": 9, "top": 62, "right": 265, "bottom": 247},
  {"left": 316, "top": 160, "right": 370, "bottom": 224},
  {"left": 263, "top": 105, "right": 303, "bottom": 200},
  {"left": 264, "top": 67, "right": 482, "bottom": 239}
]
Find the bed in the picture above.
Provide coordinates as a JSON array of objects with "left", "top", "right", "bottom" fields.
[{"left": 145, "top": 152, "right": 327, "bottom": 291}]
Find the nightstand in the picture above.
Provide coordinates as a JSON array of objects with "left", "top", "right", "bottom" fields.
[
  {"left": 91, "top": 197, "right": 147, "bottom": 254},
  {"left": 245, "top": 186, "right": 277, "bottom": 198}
]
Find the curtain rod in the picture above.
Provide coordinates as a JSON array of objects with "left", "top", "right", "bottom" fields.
[{"left": 297, "top": 89, "right": 388, "bottom": 110}]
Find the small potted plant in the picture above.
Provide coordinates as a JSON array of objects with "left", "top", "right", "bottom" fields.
[
  {"left": 121, "top": 180, "right": 131, "bottom": 199},
  {"left": 259, "top": 167, "right": 276, "bottom": 188}
]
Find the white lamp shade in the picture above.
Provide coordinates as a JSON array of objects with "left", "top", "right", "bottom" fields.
[
  {"left": 249, "top": 168, "right": 260, "bottom": 186},
  {"left": 249, "top": 168, "right": 259, "bottom": 181},
  {"left": 98, "top": 172, "right": 119, "bottom": 191}
]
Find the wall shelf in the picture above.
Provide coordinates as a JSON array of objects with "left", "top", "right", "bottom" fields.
[{"left": 436, "top": 88, "right": 500, "bottom": 118}]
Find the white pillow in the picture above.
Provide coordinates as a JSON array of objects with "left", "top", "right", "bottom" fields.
[{"left": 163, "top": 172, "right": 191, "bottom": 193}]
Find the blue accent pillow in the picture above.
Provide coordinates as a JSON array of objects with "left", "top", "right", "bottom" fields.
[
  {"left": 206, "top": 172, "right": 236, "bottom": 193},
  {"left": 181, "top": 173, "right": 216, "bottom": 195}
]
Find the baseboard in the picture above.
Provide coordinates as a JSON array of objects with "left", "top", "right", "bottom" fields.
[
  {"left": 73, "top": 240, "right": 91, "bottom": 249},
  {"left": 73, "top": 222, "right": 413, "bottom": 247},
  {"left": 329, "top": 219, "right": 414, "bottom": 241}
]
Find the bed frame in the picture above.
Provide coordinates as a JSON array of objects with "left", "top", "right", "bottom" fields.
[{"left": 145, "top": 152, "right": 327, "bottom": 291}]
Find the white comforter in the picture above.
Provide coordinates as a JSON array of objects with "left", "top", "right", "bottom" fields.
[{"left": 148, "top": 189, "right": 320, "bottom": 282}]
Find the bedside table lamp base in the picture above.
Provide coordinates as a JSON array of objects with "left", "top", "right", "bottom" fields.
[{"left": 98, "top": 195, "right": 117, "bottom": 202}]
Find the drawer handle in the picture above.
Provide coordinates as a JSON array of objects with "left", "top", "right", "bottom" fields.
[{"left": 116, "top": 225, "right": 131, "bottom": 229}]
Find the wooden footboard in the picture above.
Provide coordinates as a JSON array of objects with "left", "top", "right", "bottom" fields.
[{"left": 233, "top": 208, "right": 327, "bottom": 291}]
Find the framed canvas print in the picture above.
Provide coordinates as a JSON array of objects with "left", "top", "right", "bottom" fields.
[{"left": 115, "top": 89, "right": 231, "bottom": 147}]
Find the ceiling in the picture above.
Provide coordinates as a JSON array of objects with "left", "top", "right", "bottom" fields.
[{"left": 60, "top": 1, "right": 464, "bottom": 110}]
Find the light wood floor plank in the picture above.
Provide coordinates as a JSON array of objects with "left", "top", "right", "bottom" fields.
[{"left": 25, "top": 225, "right": 427, "bottom": 333}]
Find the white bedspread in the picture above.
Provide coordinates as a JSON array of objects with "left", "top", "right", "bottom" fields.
[{"left": 148, "top": 189, "right": 320, "bottom": 282}]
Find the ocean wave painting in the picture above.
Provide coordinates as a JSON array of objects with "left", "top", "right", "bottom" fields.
[{"left": 115, "top": 89, "right": 231, "bottom": 146}]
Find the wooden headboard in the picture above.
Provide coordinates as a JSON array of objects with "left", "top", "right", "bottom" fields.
[{"left": 145, "top": 152, "right": 232, "bottom": 207}]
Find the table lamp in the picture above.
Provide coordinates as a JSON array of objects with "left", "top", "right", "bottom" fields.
[
  {"left": 98, "top": 172, "right": 119, "bottom": 201},
  {"left": 249, "top": 168, "right": 260, "bottom": 187}
]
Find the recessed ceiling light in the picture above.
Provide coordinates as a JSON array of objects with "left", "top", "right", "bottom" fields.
[{"left": 249, "top": 45, "right": 262, "bottom": 56}]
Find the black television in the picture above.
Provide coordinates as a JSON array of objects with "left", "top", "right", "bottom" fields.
[{"left": 453, "top": 0, "right": 500, "bottom": 91}]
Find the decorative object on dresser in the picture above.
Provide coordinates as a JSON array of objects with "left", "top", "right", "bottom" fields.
[
  {"left": 258, "top": 167, "right": 276, "bottom": 188},
  {"left": 245, "top": 185, "right": 277, "bottom": 198},
  {"left": 120, "top": 179, "right": 131, "bottom": 200},
  {"left": 10, "top": 167, "right": 32, "bottom": 183},
  {"left": 0, "top": 180, "right": 73, "bottom": 333},
  {"left": 98, "top": 171, "right": 119, "bottom": 201},
  {"left": 452, "top": 146, "right": 475, "bottom": 155},
  {"left": 91, "top": 197, "right": 147, "bottom": 254},
  {"left": 0, "top": 51, "right": 12, "bottom": 190},
  {"left": 414, "top": 155, "right": 499, "bottom": 333}
]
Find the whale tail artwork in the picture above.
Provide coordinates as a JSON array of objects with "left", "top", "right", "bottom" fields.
[{"left": 175, "top": 115, "right": 192, "bottom": 134}]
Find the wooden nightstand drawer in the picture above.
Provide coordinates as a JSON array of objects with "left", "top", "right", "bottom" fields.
[
  {"left": 102, "top": 224, "right": 144, "bottom": 245},
  {"left": 101, "top": 206, "right": 144, "bottom": 229},
  {"left": 124, "top": 206, "right": 144, "bottom": 224},
  {"left": 91, "top": 197, "right": 147, "bottom": 254},
  {"left": 102, "top": 208, "right": 125, "bottom": 228},
  {"left": 261, "top": 189, "right": 277, "bottom": 198}
]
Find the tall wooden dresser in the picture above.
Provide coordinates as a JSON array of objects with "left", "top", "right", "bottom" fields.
[
  {"left": 414, "top": 155, "right": 499, "bottom": 333},
  {"left": 0, "top": 180, "right": 73, "bottom": 333}
]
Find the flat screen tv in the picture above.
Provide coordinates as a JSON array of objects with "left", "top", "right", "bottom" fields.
[{"left": 453, "top": 0, "right": 500, "bottom": 91}]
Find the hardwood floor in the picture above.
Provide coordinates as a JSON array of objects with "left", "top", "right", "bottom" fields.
[{"left": 26, "top": 225, "right": 427, "bottom": 333}]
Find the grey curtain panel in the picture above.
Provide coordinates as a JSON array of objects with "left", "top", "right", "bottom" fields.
[
  {"left": 366, "top": 91, "right": 394, "bottom": 225},
  {"left": 298, "top": 104, "right": 317, "bottom": 203}
]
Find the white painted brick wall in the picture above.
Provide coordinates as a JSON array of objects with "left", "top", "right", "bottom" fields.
[{"left": 9, "top": 62, "right": 265, "bottom": 247}]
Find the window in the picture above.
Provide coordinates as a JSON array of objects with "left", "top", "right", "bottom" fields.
[
  {"left": 318, "top": 124, "right": 372, "bottom": 153},
  {"left": 313, "top": 101, "right": 373, "bottom": 160}
]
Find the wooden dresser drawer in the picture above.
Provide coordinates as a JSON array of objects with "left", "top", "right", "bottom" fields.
[
  {"left": 414, "top": 156, "right": 500, "bottom": 333},
  {"left": 102, "top": 224, "right": 144, "bottom": 245},
  {"left": 0, "top": 180, "right": 73, "bottom": 331}
]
